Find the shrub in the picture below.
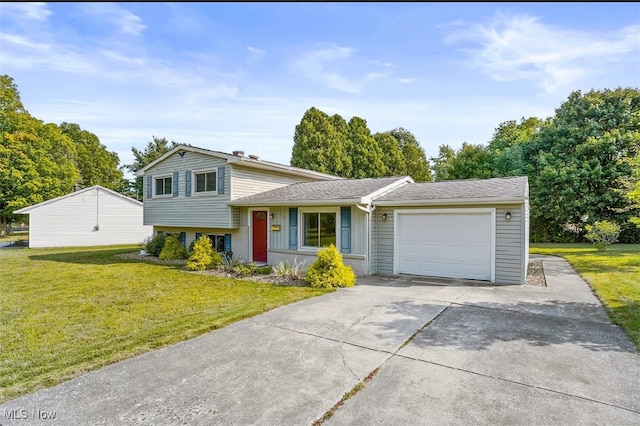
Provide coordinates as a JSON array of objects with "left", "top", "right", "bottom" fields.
[
  {"left": 146, "top": 234, "right": 167, "bottom": 257},
  {"left": 186, "top": 236, "right": 223, "bottom": 271},
  {"left": 273, "top": 258, "right": 306, "bottom": 280},
  {"left": 305, "top": 244, "right": 356, "bottom": 289},
  {"left": 584, "top": 220, "right": 621, "bottom": 251},
  {"left": 159, "top": 235, "right": 188, "bottom": 260}
]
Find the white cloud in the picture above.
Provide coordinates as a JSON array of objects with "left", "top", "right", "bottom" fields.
[
  {"left": 0, "top": 2, "right": 52, "bottom": 21},
  {"left": 81, "top": 3, "right": 146, "bottom": 35},
  {"left": 246, "top": 46, "right": 266, "bottom": 63},
  {"left": 397, "top": 78, "right": 416, "bottom": 84},
  {"left": 292, "top": 44, "right": 364, "bottom": 94},
  {"left": 445, "top": 13, "right": 640, "bottom": 93}
]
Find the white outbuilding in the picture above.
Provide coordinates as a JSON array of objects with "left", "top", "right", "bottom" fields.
[{"left": 14, "top": 185, "right": 153, "bottom": 248}]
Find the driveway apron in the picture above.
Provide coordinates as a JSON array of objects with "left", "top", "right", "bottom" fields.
[{"left": 2, "top": 255, "right": 639, "bottom": 425}]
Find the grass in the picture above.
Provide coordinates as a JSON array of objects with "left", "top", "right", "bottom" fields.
[
  {"left": 530, "top": 243, "right": 640, "bottom": 348},
  {"left": 0, "top": 230, "right": 29, "bottom": 244},
  {"left": 0, "top": 245, "right": 332, "bottom": 404}
]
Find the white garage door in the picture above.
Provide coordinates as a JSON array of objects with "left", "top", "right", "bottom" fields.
[{"left": 395, "top": 209, "right": 494, "bottom": 281}]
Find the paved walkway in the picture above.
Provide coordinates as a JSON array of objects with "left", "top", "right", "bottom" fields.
[{"left": 1, "top": 255, "right": 639, "bottom": 425}]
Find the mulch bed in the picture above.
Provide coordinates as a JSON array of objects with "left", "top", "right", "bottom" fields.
[{"left": 526, "top": 259, "right": 547, "bottom": 287}]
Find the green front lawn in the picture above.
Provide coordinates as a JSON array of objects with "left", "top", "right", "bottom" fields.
[
  {"left": 0, "top": 245, "right": 332, "bottom": 403},
  {"left": 530, "top": 244, "right": 640, "bottom": 348}
]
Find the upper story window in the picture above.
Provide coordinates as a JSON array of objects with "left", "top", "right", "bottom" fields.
[
  {"left": 195, "top": 170, "right": 216, "bottom": 194},
  {"left": 155, "top": 176, "right": 172, "bottom": 196},
  {"left": 302, "top": 211, "right": 336, "bottom": 248}
]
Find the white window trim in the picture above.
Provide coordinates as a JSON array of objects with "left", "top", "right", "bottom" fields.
[
  {"left": 206, "top": 233, "right": 226, "bottom": 253},
  {"left": 298, "top": 207, "right": 340, "bottom": 252},
  {"left": 153, "top": 174, "right": 173, "bottom": 198},
  {"left": 192, "top": 169, "right": 218, "bottom": 196}
]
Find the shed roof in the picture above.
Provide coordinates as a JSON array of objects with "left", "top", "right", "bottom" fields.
[{"left": 13, "top": 186, "right": 142, "bottom": 214}]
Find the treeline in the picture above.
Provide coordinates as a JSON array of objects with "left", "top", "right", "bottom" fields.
[
  {"left": 0, "top": 75, "right": 126, "bottom": 231},
  {"left": 290, "top": 107, "right": 432, "bottom": 181}
]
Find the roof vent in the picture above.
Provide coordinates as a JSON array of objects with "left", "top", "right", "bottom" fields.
[
  {"left": 233, "top": 150, "right": 245, "bottom": 157},
  {"left": 248, "top": 154, "right": 259, "bottom": 160}
]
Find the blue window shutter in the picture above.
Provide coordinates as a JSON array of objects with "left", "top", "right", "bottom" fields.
[
  {"left": 289, "top": 208, "right": 298, "bottom": 250},
  {"left": 185, "top": 170, "right": 191, "bottom": 197},
  {"left": 224, "top": 234, "right": 232, "bottom": 252},
  {"left": 217, "top": 166, "right": 225, "bottom": 195},
  {"left": 173, "top": 172, "right": 179, "bottom": 197},
  {"left": 146, "top": 176, "right": 152, "bottom": 198},
  {"left": 179, "top": 232, "right": 186, "bottom": 248},
  {"left": 341, "top": 206, "right": 351, "bottom": 253},
  {"left": 195, "top": 232, "right": 201, "bottom": 241}
]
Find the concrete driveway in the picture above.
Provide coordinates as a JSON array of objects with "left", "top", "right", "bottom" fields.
[{"left": 2, "top": 255, "right": 639, "bottom": 425}]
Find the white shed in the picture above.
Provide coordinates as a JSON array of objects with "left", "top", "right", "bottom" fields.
[{"left": 14, "top": 186, "right": 153, "bottom": 248}]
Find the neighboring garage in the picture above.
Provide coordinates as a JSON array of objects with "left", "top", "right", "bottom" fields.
[{"left": 374, "top": 177, "right": 529, "bottom": 285}]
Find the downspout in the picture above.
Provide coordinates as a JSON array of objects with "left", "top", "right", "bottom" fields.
[{"left": 356, "top": 202, "right": 375, "bottom": 275}]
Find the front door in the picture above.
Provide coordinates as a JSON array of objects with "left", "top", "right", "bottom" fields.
[{"left": 252, "top": 210, "right": 268, "bottom": 263}]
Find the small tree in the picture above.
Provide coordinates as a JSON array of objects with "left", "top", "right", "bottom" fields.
[
  {"left": 146, "top": 234, "right": 167, "bottom": 257},
  {"left": 584, "top": 221, "right": 621, "bottom": 251},
  {"left": 187, "top": 236, "right": 223, "bottom": 271},
  {"left": 305, "top": 244, "right": 356, "bottom": 289},
  {"left": 159, "top": 235, "right": 188, "bottom": 260}
]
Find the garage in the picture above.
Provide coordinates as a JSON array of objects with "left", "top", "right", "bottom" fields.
[{"left": 394, "top": 208, "right": 495, "bottom": 281}]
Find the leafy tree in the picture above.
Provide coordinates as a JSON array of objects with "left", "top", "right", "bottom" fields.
[
  {"left": 124, "top": 136, "right": 178, "bottom": 200},
  {"left": 386, "top": 128, "right": 432, "bottom": 181},
  {"left": 523, "top": 88, "right": 640, "bottom": 242},
  {"left": 290, "top": 107, "right": 350, "bottom": 176},
  {"left": 1, "top": 75, "right": 79, "bottom": 232},
  {"left": 329, "top": 114, "right": 353, "bottom": 178},
  {"left": 159, "top": 235, "right": 188, "bottom": 260},
  {"left": 488, "top": 117, "right": 544, "bottom": 178},
  {"left": 347, "top": 116, "right": 386, "bottom": 178},
  {"left": 626, "top": 156, "right": 640, "bottom": 227},
  {"left": 59, "top": 122, "right": 123, "bottom": 189},
  {"left": 374, "top": 132, "right": 406, "bottom": 176},
  {"left": 430, "top": 143, "right": 492, "bottom": 181},
  {"left": 584, "top": 221, "right": 621, "bottom": 251}
]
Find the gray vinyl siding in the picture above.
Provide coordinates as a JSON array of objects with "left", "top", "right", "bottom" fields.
[
  {"left": 372, "top": 208, "right": 395, "bottom": 275},
  {"left": 372, "top": 204, "right": 525, "bottom": 284},
  {"left": 231, "top": 166, "right": 318, "bottom": 200},
  {"left": 144, "top": 152, "right": 232, "bottom": 228},
  {"left": 269, "top": 206, "right": 289, "bottom": 250}
]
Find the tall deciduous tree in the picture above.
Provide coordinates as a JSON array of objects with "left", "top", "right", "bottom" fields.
[
  {"left": 488, "top": 117, "right": 544, "bottom": 178},
  {"left": 524, "top": 87, "right": 640, "bottom": 242},
  {"left": 290, "top": 107, "right": 350, "bottom": 176},
  {"left": 386, "top": 128, "right": 432, "bottom": 182},
  {"left": 1, "top": 75, "right": 80, "bottom": 232},
  {"left": 124, "top": 136, "right": 179, "bottom": 200},
  {"left": 59, "top": 122, "right": 123, "bottom": 189},
  {"left": 347, "top": 116, "right": 386, "bottom": 178},
  {"left": 374, "top": 132, "right": 406, "bottom": 176},
  {"left": 430, "top": 143, "right": 492, "bottom": 181}
]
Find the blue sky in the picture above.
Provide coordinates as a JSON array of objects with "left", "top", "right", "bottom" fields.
[{"left": 1, "top": 2, "right": 639, "bottom": 179}]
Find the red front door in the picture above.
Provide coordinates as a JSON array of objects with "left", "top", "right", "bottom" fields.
[{"left": 252, "top": 211, "right": 268, "bottom": 263}]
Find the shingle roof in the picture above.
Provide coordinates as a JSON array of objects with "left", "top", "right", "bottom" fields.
[
  {"left": 375, "top": 176, "right": 528, "bottom": 204},
  {"left": 229, "top": 176, "right": 411, "bottom": 206}
]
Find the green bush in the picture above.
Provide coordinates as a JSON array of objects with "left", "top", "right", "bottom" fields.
[
  {"left": 159, "top": 235, "right": 188, "bottom": 260},
  {"left": 584, "top": 220, "right": 621, "bottom": 251},
  {"left": 186, "top": 236, "right": 223, "bottom": 271},
  {"left": 146, "top": 234, "right": 167, "bottom": 257},
  {"left": 305, "top": 244, "right": 356, "bottom": 289}
]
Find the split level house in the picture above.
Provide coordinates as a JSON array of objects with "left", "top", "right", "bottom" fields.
[{"left": 137, "top": 145, "right": 530, "bottom": 284}]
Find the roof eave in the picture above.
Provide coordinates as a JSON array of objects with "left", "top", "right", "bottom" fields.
[
  {"left": 228, "top": 198, "right": 361, "bottom": 207},
  {"left": 374, "top": 197, "right": 527, "bottom": 207}
]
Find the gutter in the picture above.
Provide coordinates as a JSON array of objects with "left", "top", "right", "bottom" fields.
[
  {"left": 374, "top": 197, "right": 527, "bottom": 207},
  {"left": 356, "top": 202, "right": 374, "bottom": 276}
]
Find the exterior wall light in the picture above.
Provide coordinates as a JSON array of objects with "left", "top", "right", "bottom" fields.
[
  {"left": 505, "top": 211, "right": 512, "bottom": 221},
  {"left": 382, "top": 213, "right": 388, "bottom": 220},
  {"left": 269, "top": 213, "right": 274, "bottom": 220}
]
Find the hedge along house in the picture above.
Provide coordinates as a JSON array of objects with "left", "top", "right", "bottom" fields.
[
  {"left": 138, "top": 144, "right": 530, "bottom": 285},
  {"left": 13, "top": 185, "right": 153, "bottom": 248}
]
